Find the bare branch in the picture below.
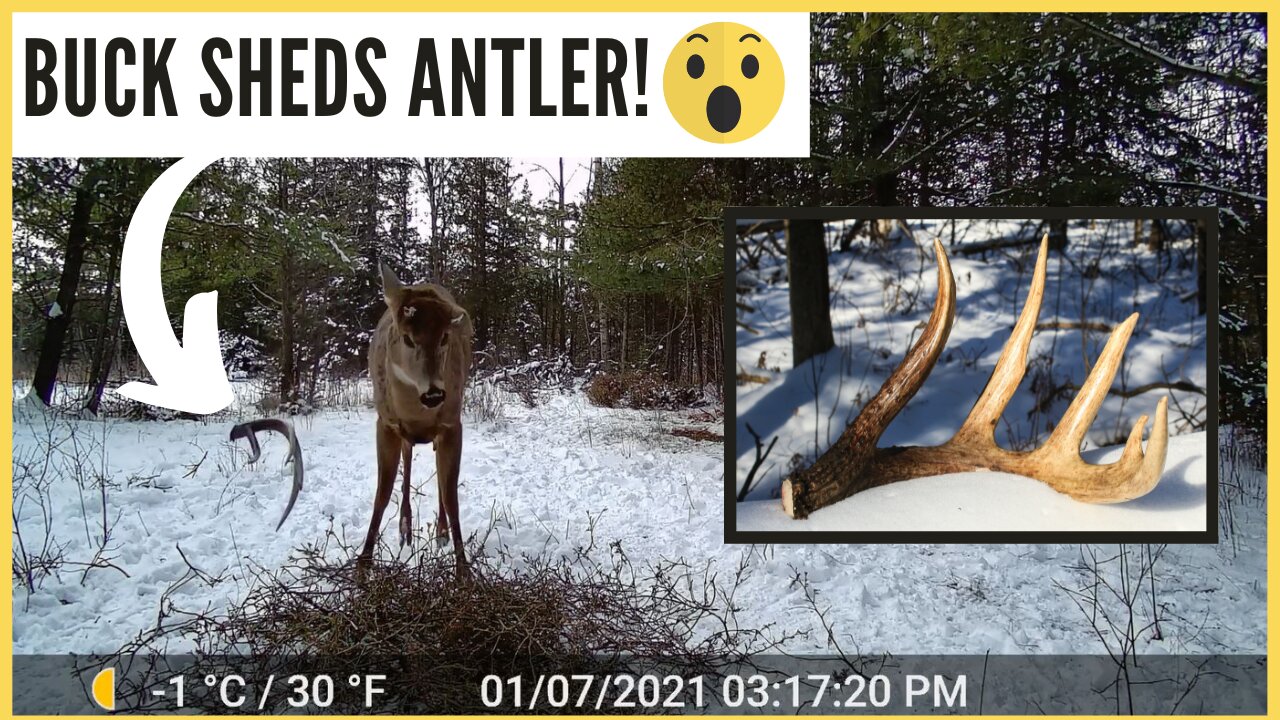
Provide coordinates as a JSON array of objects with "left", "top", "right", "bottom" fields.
[
  {"left": 1064, "top": 15, "right": 1264, "bottom": 95},
  {"left": 738, "top": 423, "right": 778, "bottom": 502}
]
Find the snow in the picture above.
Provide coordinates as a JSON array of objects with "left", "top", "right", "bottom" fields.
[
  {"left": 735, "top": 218, "right": 1209, "bottom": 534},
  {"left": 10, "top": 385, "right": 1265, "bottom": 660},
  {"left": 11, "top": 389, "right": 723, "bottom": 655}
]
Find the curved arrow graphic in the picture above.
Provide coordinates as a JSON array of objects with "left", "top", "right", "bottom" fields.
[{"left": 115, "top": 156, "right": 233, "bottom": 414}]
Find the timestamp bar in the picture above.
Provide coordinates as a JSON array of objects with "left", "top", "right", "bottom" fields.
[{"left": 479, "top": 672, "right": 967, "bottom": 711}]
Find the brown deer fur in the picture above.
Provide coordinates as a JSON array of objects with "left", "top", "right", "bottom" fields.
[{"left": 363, "top": 262, "right": 473, "bottom": 572}]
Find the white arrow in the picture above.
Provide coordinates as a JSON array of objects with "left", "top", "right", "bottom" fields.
[{"left": 115, "top": 156, "right": 233, "bottom": 414}]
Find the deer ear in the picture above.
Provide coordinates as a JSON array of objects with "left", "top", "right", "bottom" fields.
[{"left": 379, "top": 261, "right": 403, "bottom": 306}]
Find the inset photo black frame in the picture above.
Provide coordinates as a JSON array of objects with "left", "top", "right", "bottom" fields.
[{"left": 724, "top": 207, "right": 1219, "bottom": 545}]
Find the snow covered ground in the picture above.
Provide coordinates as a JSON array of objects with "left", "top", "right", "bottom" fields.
[
  {"left": 735, "top": 218, "right": 1210, "bottom": 533},
  {"left": 11, "top": 385, "right": 721, "bottom": 654},
  {"left": 10, "top": 379, "right": 1265, "bottom": 659}
]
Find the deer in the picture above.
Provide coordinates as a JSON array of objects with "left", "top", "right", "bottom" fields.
[
  {"left": 359, "top": 262, "right": 473, "bottom": 572},
  {"left": 781, "top": 234, "right": 1169, "bottom": 519},
  {"left": 228, "top": 265, "right": 471, "bottom": 574}
]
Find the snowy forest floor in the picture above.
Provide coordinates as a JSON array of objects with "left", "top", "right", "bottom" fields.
[{"left": 11, "top": 377, "right": 1266, "bottom": 659}]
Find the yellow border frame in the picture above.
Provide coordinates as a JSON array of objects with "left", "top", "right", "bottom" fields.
[{"left": 0, "top": 6, "right": 1271, "bottom": 719}]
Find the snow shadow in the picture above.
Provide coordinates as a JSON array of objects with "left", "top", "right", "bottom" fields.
[{"left": 1113, "top": 455, "right": 1206, "bottom": 512}]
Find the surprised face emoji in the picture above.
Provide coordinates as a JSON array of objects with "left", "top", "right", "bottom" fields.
[{"left": 663, "top": 22, "right": 785, "bottom": 143}]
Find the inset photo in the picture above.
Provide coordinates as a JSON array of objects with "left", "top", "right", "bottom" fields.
[{"left": 727, "top": 209, "right": 1216, "bottom": 542}]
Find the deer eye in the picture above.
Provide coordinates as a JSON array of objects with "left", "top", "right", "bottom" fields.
[{"left": 402, "top": 334, "right": 415, "bottom": 348}]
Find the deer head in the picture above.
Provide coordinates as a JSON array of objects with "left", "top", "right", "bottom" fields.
[
  {"left": 379, "top": 262, "right": 468, "bottom": 409},
  {"left": 781, "top": 234, "right": 1169, "bottom": 519}
]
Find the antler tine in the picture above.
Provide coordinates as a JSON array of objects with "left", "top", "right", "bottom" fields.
[
  {"left": 843, "top": 238, "right": 957, "bottom": 452},
  {"left": 943, "top": 240, "right": 1167, "bottom": 503},
  {"left": 1044, "top": 394, "right": 1169, "bottom": 503},
  {"left": 1042, "top": 313, "right": 1138, "bottom": 455},
  {"left": 950, "top": 234, "right": 1049, "bottom": 449},
  {"left": 782, "top": 237, "right": 956, "bottom": 519},
  {"left": 1129, "top": 396, "right": 1169, "bottom": 500}
]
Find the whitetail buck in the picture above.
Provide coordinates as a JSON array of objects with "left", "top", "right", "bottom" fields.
[
  {"left": 782, "top": 234, "right": 1169, "bottom": 519},
  {"left": 362, "top": 262, "right": 473, "bottom": 571}
]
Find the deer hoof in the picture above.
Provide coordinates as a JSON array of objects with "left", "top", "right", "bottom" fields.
[{"left": 399, "top": 516, "right": 413, "bottom": 547}]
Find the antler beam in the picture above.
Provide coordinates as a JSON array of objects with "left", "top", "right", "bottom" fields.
[{"left": 781, "top": 235, "right": 1168, "bottom": 519}]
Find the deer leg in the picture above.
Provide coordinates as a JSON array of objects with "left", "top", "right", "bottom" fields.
[
  {"left": 399, "top": 441, "right": 413, "bottom": 547},
  {"left": 359, "top": 423, "right": 400, "bottom": 567},
  {"left": 434, "top": 476, "right": 450, "bottom": 548},
  {"left": 434, "top": 444, "right": 450, "bottom": 548},
  {"left": 435, "top": 425, "right": 467, "bottom": 573}
]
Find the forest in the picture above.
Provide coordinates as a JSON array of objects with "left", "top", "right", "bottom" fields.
[
  {"left": 12, "top": 13, "right": 1265, "bottom": 435},
  {"left": 12, "top": 156, "right": 723, "bottom": 415}
]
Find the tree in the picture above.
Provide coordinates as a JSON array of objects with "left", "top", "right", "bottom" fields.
[
  {"left": 786, "top": 219, "right": 834, "bottom": 367},
  {"left": 31, "top": 162, "right": 102, "bottom": 405},
  {"left": 577, "top": 158, "right": 725, "bottom": 387}
]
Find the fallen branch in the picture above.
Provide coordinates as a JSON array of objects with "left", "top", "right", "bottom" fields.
[
  {"left": 1083, "top": 380, "right": 1206, "bottom": 399},
  {"left": 1036, "top": 320, "right": 1114, "bottom": 333},
  {"left": 671, "top": 427, "right": 723, "bottom": 442},
  {"left": 954, "top": 235, "right": 1042, "bottom": 256},
  {"left": 1032, "top": 380, "right": 1205, "bottom": 417}
]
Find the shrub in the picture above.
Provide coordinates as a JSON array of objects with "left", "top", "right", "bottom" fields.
[
  {"left": 585, "top": 372, "right": 626, "bottom": 407},
  {"left": 92, "top": 527, "right": 779, "bottom": 714},
  {"left": 463, "top": 378, "right": 507, "bottom": 424},
  {"left": 586, "top": 371, "right": 700, "bottom": 410}
]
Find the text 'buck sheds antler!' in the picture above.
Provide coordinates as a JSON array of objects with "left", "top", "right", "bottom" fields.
[{"left": 782, "top": 234, "right": 1169, "bottom": 520}]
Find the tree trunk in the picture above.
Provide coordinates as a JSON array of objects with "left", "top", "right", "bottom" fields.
[
  {"left": 555, "top": 158, "right": 567, "bottom": 355},
  {"left": 1047, "top": 218, "right": 1068, "bottom": 253},
  {"left": 86, "top": 289, "right": 125, "bottom": 416},
  {"left": 33, "top": 166, "right": 100, "bottom": 406},
  {"left": 86, "top": 215, "right": 125, "bottom": 415},
  {"left": 619, "top": 296, "right": 628, "bottom": 370},
  {"left": 1196, "top": 219, "right": 1208, "bottom": 316},
  {"left": 787, "top": 219, "right": 834, "bottom": 367},
  {"left": 276, "top": 161, "right": 299, "bottom": 406},
  {"left": 1147, "top": 219, "right": 1166, "bottom": 252},
  {"left": 866, "top": 40, "right": 899, "bottom": 211},
  {"left": 597, "top": 298, "right": 610, "bottom": 370}
]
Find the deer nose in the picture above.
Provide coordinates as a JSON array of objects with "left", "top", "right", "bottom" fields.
[{"left": 420, "top": 388, "right": 446, "bottom": 408}]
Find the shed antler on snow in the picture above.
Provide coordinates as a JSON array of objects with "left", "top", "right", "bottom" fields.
[
  {"left": 230, "top": 418, "right": 304, "bottom": 531},
  {"left": 782, "top": 235, "right": 1168, "bottom": 519}
]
